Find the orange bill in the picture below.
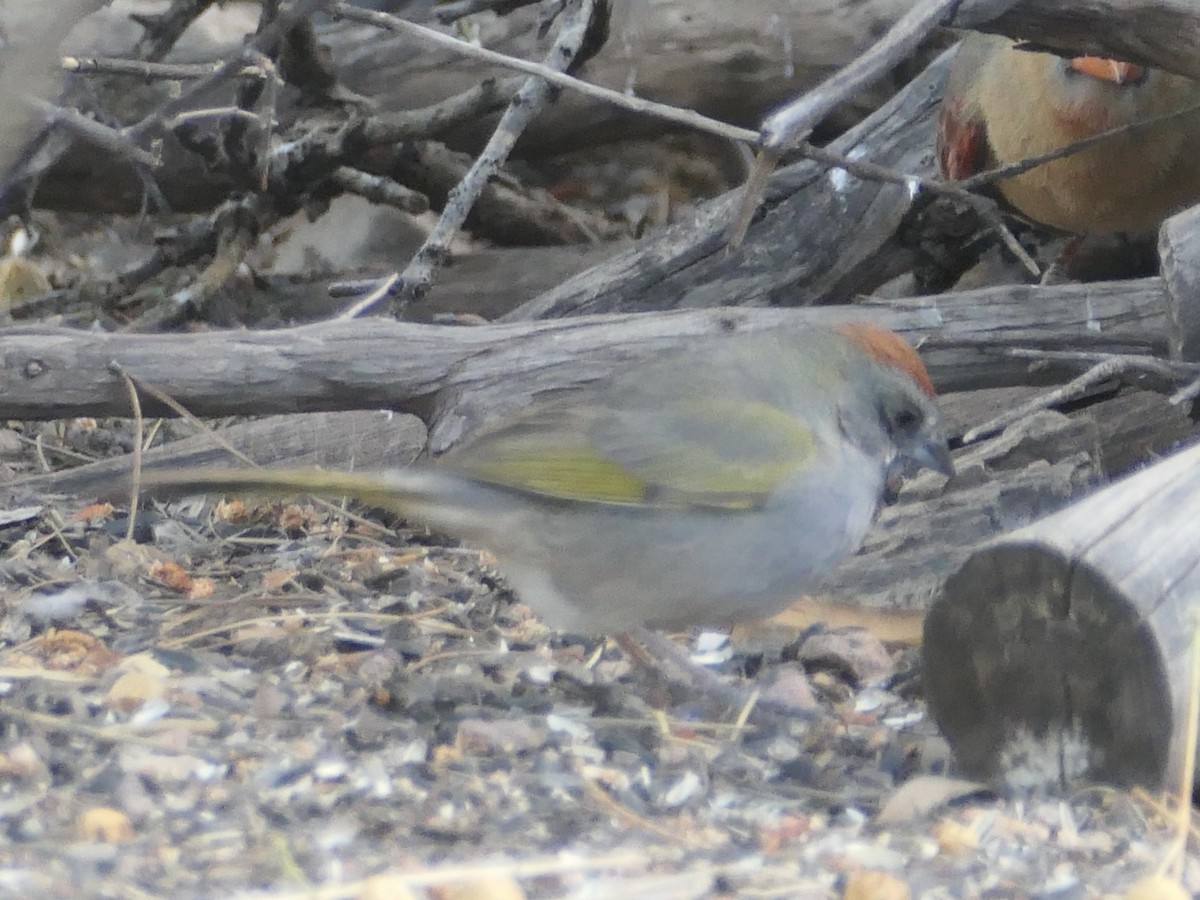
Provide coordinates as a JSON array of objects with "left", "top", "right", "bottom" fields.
[{"left": 1069, "top": 56, "right": 1145, "bottom": 85}]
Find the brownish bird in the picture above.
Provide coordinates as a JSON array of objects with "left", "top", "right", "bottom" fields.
[{"left": 937, "top": 33, "right": 1200, "bottom": 235}]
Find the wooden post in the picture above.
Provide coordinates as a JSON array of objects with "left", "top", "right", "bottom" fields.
[{"left": 923, "top": 438, "right": 1200, "bottom": 790}]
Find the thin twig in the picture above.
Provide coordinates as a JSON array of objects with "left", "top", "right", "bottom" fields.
[
  {"left": 337, "top": 272, "right": 399, "bottom": 319},
  {"left": 962, "top": 348, "right": 1200, "bottom": 443},
  {"left": 117, "top": 369, "right": 399, "bottom": 531},
  {"left": 330, "top": 8, "right": 1043, "bottom": 291},
  {"left": 761, "top": 0, "right": 973, "bottom": 151},
  {"left": 329, "top": 1, "right": 755, "bottom": 144},
  {"left": 1003, "top": 347, "right": 1200, "bottom": 393},
  {"left": 129, "top": 196, "right": 261, "bottom": 330},
  {"left": 388, "top": 0, "right": 597, "bottom": 311},
  {"left": 132, "top": 0, "right": 218, "bottom": 61},
  {"left": 28, "top": 98, "right": 159, "bottom": 169},
  {"left": 129, "top": 0, "right": 327, "bottom": 140},
  {"left": 795, "top": 141, "right": 1039, "bottom": 276},
  {"left": 1171, "top": 612, "right": 1200, "bottom": 879},
  {"left": 115, "top": 372, "right": 258, "bottom": 468},
  {"left": 361, "top": 76, "right": 524, "bottom": 143},
  {"left": 165, "top": 106, "right": 264, "bottom": 129},
  {"left": 433, "top": 0, "right": 539, "bottom": 24},
  {"left": 62, "top": 55, "right": 227, "bottom": 80},
  {"left": 235, "top": 850, "right": 653, "bottom": 900},
  {"left": 961, "top": 358, "right": 1124, "bottom": 444},
  {"left": 110, "top": 362, "right": 145, "bottom": 541},
  {"left": 961, "top": 98, "right": 1200, "bottom": 193},
  {"left": 330, "top": 167, "right": 430, "bottom": 214},
  {"left": 728, "top": 0, "right": 1020, "bottom": 248},
  {"left": 1170, "top": 376, "right": 1200, "bottom": 406},
  {"left": 579, "top": 767, "right": 698, "bottom": 845}
]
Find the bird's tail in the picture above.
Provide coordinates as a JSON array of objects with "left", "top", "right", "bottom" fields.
[{"left": 137, "top": 466, "right": 429, "bottom": 517}]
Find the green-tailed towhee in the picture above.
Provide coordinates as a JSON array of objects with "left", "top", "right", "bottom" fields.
[
  {"left": 938, "top": 33, "right": 1200, "bottom": 235},
  {"left": 137, "top": 322, "right": 951, "bottom": 634}
]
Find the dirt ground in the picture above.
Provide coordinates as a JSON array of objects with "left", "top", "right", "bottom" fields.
[{"left": 0, "top": 425, "right": 1195, "bottom": 898}]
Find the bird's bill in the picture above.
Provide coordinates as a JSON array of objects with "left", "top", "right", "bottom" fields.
[
  {"left": 909, "top": 438, "right": 955, "bottom": 477},
  {"left": 1069, "top": 56, "right": 1145, "bottom": 85},
  {"left": 881, "top": 438, "right": 953, "bottom": 504}
]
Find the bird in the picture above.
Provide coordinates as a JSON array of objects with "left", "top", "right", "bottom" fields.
[
  {"left": 136, "top": 322, "right": 952, "bottom": 637},
  {"left": 937, "top": 33, "right": 1200, "bottom": 235}
]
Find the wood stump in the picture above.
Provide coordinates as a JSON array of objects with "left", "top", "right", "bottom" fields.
[{"left": 923, "top": 438, "right": 1200, "bottom": 790}]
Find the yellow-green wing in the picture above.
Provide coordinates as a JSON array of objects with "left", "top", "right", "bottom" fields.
[{"left": 447, "top": 395, "right": 817, "bottom": 510}]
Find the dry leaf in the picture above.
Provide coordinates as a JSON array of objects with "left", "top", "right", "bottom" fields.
[
  {"left": 77, "top": 807, "right": 133, "bottom": 843},
  {"left": 1123, "top": 874, "right": 1189, "bottom": 900},
  {"left": 149, "top": 560, "right": 193, "bottom": 594},
  {"left": 734, "top": 596, "right": 924, "bottom": 650},
  {"left": 435, "top": 876, "right": 526, "bottom": 900},
  {"left": 843, "top": 869, "right": 910, "bottom": 900},
  {"left": 0, "top": 256, "right": 50, "bottom": 310},
  {"left": 14, "top": 629, "right": 121, "bottom": 676},
  {"left": 279, "top": 503, "right": 320, "bottom": 532},
  {"left": 73, "top": 502, "right": 114, "bottom": 522},
  {"left": 188, "top": 577, "right": 215, "bottom": 599},
  {"left": 357, "top": 874, "right": 422, "bottom": 900},
  {"left": 758, "top": 814, "right": 812, "bottom": 852},
  {"left": 933, "top": 817, "right": 980, "bottom": 856},
  {"left": 107, "top": 670, "right": 166, "bottom": 712},
  {"left": 215, "top": 497, "right": 247, "bottom": 522},
  {"left": 262, "top": 568, "right": 299, "bottom": 591},
  {"left": 876, "top": 776, "right": 989, "bottom": 825}
]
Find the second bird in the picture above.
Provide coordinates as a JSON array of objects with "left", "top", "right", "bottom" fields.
[{"left": 938, "top": 33, "right": 1200, "bottom": 235}]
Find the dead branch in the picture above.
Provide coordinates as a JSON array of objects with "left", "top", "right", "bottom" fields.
[{"left": 0, "top": 278, "right": 1182, "bottom": 431}]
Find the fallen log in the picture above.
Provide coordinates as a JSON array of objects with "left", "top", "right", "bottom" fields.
[
  {"left": 0, "top": 281, "right": 1180, "bottom": 433},
  {"left": 923, "top": 437, "right": 1200, "bottom": 790}
]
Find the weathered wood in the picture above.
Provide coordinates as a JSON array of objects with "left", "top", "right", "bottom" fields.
[
  {"left": 337, "top": 0, "right": 915, "bottom": 153},
  {"left": 0, "top": 281, "right": 1181, "bottom": 434},
  {"left": 923, "top": 437, "right": 1200, "bottom": 790},
  {"left": 504, "top": 48, "right": 949, "bottom": 319},
  {"left": 1, "top": 411, "right": 426, "bottom": 504},
  {"left": 1159, "top": 203, "right": 1200, "bottom": 361},
  {"left": 35, "top": 0, "right": 1200, "bottom": 215},
  {"left": 499, "top": 41, "right": 1200, "bottom": 320},
  {"left": 37, "top": 0, "right": 912, "bottom": 213},
  {"left": 826, "top": 410, "right": 1098, "bottom": 610},
  {"left": 1090, "top": 389, "right": 1200, "bottom": 475},
  {"left": 979, "top": 0, "right": 1200, "bottom": 80},
  {"left": 824, "top": 388, "right": 1198, "bottom": 610}
]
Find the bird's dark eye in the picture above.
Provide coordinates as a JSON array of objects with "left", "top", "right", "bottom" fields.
[{"left": 890, "top": 405, "right": 920, "bottom": 433}]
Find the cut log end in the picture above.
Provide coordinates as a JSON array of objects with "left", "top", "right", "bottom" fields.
[{"left": 924, "top": 543, "right": 1172, "bottom": 791}]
